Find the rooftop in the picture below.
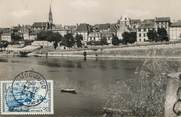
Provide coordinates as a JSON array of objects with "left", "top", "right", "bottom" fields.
[
  {"left": 94, "top": 23, "right": 110, "bottom": 31},
  {"left": 155, "top": 17, "right": 171, "bottom": 22},
  {"left": 170, "top": 21, "right": 181, "bottom": 27},
  {"left": 32, "top": 22, "right": 49, "bottom": 27},
  {"left": 110, "top": 24, "right": 119, "bottom": 32},
  {"left": 76, "top": 23, "right": 91, "bottom": 32},
  {"left": 143, "top": 19, "right": 155, "bottom": 24},
  {"left": 138, "top": 22, "right": 155, "bottom": 29},
  {"left": 130, "top": 19, "right": 141, "bottom": 24},
  {"left": 1, "top": 32, "right": 11, "bottom": 36}
]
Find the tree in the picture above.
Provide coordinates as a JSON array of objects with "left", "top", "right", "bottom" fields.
[
  {"left": 128, "top": 32, "right": 137, "bottom": 44},
  {"left": 51, "top": 32, "right": 62, "bottom": 43},
  {"left": 112, "top": 35, "right": 119, "bottom": 46},
  {"left": 53, "top": 42, "right": 58, "bottom": 50},
  {"left": 0, "top": 41, "right": 8, "bottom": 51},
  {"left": 62, "top": 33, "right": 75, "bottom": 48},
  {"left": 75, "top": 34, "right": 83, "bottom": 48},
  {"left": 100, "top": 36, "right": 108, "bottom": 45},
  {"left": 11, "top": 32, "right": 23, "bottom": 42},
  {"left": 37, "top": 31, "right": 62, "bottom": 49},
  {"left": 157, "top": 28, "right": 169, "bottom": 41},
  {"left": 37, "top": 31, "right": 62, "bottom": 43},
  {"left": 37, "top": 31, "right": 49, "bottom": 41},
  {"left": 122, "top": 32, "right": 129, "bottom": 44},
  {"left": 147, "top": 30, "right": 158, "bottom": 42},
  {"left": 122, "top": 32, "right": 137, "bottom": 44}
]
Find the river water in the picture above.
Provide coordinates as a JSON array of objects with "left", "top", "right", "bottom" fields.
[{"left": 0, "top": 56, "right": 180, "bottom": 117}]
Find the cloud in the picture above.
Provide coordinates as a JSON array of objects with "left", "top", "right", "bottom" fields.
[
  {"left": 69, "top": 0, "right": 99, "bottom": 8},
  {"left": 12, "top": 10, "right": 32, "bottom": 18},
  {"left": 125, "top": 9, "right": 150, "bottom": 17}
]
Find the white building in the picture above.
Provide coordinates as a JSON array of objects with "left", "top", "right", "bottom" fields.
[
  {"left": 137, "top": 22, "right": 155, "bottom": 43},
  {"left": 1, "top": 32, "right": 11, "bottom": 42},
  {"left": 29, "top": 33, "right": 37, "bottom": 41},
  {"left": 169, "top": 21, "right": 181, "bottom": 42},
  {"left": 31, "top": 41, "right": 53, "bottom": 47},
  {"left": 155, "top": 17, "right": 171, "bottom": 32},
  {"left": 102, "top": 31, "right": 113, "bottom": 44},
  {"left": 117, "top": 16, "right": 131, "bottom": 40},
  {"left": 23, "top": 32, "right": 30, "bottom": 40},
  {"left": 23, "top": 31, "right": 37, "bottom": 41},
  {"left": 76, "top": 23, "right": 91, "bottom": 44},
  {"left": 88, "top": 32, "right": 101, "bottom": 42}
]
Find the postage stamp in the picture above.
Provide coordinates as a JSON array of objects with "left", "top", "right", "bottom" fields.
[{"left": 0, "top": 71, "right": 54, "bottom": 115}]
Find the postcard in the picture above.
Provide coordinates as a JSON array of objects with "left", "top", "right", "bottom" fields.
[{"left": 0, "top": 0, "right": 181, "bottom": 117}]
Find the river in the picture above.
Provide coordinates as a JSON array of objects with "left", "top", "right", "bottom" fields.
[{"left": 0, "top": 56, "right": 180, "bottom": 117}]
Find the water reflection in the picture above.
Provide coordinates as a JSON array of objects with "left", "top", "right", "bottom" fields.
[
  {"left": 0, "top": 57, "right": 181, "bottom": 117},
  {"left": 0, "top": 58, "right": 8, "bottom": 62},
  {"left": 104, "top": 57, "right": 180, "bottom": 117}
]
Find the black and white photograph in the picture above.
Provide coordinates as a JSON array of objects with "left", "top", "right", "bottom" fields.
[{"left": 0, "top": 0, "right": 181, "bottom": 117}]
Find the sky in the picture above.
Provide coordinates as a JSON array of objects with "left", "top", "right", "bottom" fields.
[{"left": 0, "top": 0, "right": 180, "bottom": 27}]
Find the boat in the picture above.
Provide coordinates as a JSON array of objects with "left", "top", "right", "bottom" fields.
[
  {"left": 18, "top": 51, "right": 30, "bottom": 57},
  {"left": 61, "top": 88, "right": 77, "bottom": 94}
]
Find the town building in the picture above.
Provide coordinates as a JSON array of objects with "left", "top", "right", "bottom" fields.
[
  {"left": 64, "top": 25, "right": 77, "bottom": 32},
  {"left": 155, "top": 17, "right": 171, "bottom": 32},
  {"left": 86, "top": 23, "right": 113, "bottom": 45},
  {"left": 32, "top": 2, "right": 55, "bottom": 32},
  {"left": 137, "top": 21, "right": 155, "bottom": 43},
  {"left": 50, "top": 25, "right": 76, "bottom": 36},
  {"left": 101, "top": 31, "right": 113, "bottom": 44},
  {"left": 31, "top": 41, "right": 53, "bottom": 47},
  {"left": 130, "top": 19, "right": 141, "bottom": 29},
  {"left": 169, "top": 21, "right": 181, "bottom": 42},
  {"left": 117, "top": 16, "right": 134, "bottom": 40},
  {"left": 1, "top": 32, "right": 12, "bottom": 42},
  {"left": 93, "top": 23, "right": 110, "bottom": 32},
  {"left": 32, "top": 22, "right": 49, "bottom": 31},
  {"left": 48, "top": 4, "right": 53, "bottom": 30},
  {"left": 29, "top": 32, "right": 37, "bottom": 41},
  {"left": 87, "top": 31, "right": 112, "bottom": 45},
  {"left": 76, "top": 23, "right": 91, "bottom": 44},
  {"left": 110, "top": 23, "right": 120, "bottom": 35},
  {"left": 88, "top": 32, "right": 101, "bottom": 42},
  {"left": 117, "top": 16, "right": 131, "bottom": 27},
  {"left": 23, "top": 31, "right": 29, "bottom": 41}
]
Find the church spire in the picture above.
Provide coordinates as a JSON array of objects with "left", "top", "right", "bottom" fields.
[{"left": 48, "top": 0, "right": 53, "bottom": 29}]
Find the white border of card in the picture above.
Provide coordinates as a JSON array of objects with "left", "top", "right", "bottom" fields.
[{"left": 0, "top": 80, "right": 54, "bottom": 115}]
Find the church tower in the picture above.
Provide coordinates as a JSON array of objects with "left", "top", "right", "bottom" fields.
[{"left": 48, "top": 0, "right": 53, "bottom": 29}]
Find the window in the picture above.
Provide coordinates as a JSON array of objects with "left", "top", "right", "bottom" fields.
[{"left": 139, "top": 34, "right": 141, "bottom": 37}]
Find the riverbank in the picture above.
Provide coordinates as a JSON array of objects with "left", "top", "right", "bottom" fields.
[
  {"left": 1, "top": 42, "right": 181, "bottom": 59},
  {"left": 28, "top": 42, "right": 181, "bottom": 59}
]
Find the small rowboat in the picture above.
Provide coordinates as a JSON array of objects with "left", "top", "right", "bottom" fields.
[{"left": 61, "top": 89, "right": 77, "bottom": 94}]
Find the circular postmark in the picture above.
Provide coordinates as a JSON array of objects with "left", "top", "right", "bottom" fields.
[{"left": 12, "top": 70, "right": 48, "bottom": 107}]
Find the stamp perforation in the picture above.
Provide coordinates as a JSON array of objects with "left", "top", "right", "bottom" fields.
[{"left": 0, "top": 80, "right": 54, "bottom": 115}]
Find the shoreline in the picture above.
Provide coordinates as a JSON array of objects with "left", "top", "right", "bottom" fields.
[
  {"left": 2, "top": 42, "right": 181, "bottom": 60},
  {"left": 2, "top": 53, "right": 181, "bottom": 61}
]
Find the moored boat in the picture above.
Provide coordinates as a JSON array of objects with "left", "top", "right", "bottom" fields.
[{"left": 61, "top": 88, "right": 77, "bottom": 94}]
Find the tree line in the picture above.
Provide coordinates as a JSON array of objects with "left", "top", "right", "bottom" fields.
[
  {"left": 147, "top": 28, "right": 169, "bottom": 42},
  {"left": 37, "top": 31, "right": 83, "bottom": 49},
  {"left": 37, "top": 28, "right": 169, "bottom": 49},
  {"left": 112, "top": 32, "right": 137, "bottom": 46},
  {"left": 112, "top": 28, "right": 169, "bottom": 46}
]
